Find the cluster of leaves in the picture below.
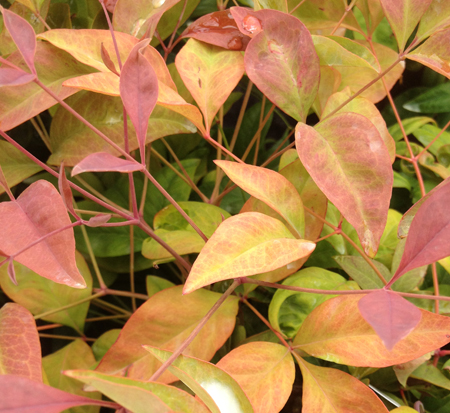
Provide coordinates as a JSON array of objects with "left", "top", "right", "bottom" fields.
[{"left": 3, "top": 0, "right": 450, "bottom": 411}]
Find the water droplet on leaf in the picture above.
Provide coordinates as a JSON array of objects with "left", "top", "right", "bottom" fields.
[
  {"left": 243, "top": 15, "right": 262, "bottom": 35},
  {"left": 227, "top": 37, "right": 243, "bottom": 50},
  {"left": 152, "top": 0, "right": 166, "bottom": 8}
]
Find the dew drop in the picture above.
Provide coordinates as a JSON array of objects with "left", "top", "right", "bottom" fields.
[
  {"left": 242, "top": 15, "right": 262, "bottom": 35},
  {"left": 152, "top": 0, "right": 166, "bottom": 8},
  {"left": 227, "top": 36, "right": 243, "bottom": 50}
]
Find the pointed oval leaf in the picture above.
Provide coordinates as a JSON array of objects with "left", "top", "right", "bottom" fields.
[
  {"left": 0, "top": 303, "right": 42, "bottom": 382},
  {"left": 215, "top": 160, "right": 305, "bottom": 237},
  {"left": 145, "top": 347, "right": 254, "bottom": 413},
  {"left": 0, "top": 68, "right": 36, "bottom": 86},
  {"left": 358, "top": 290, "right": 422, "bottom": 350},
  {"left": 183, "top": 213, "right": 316, "bottom": 294},
  {"left": 100, "top": 43, "right": 119, "bottom": 75},
  {"left": 175, "top": 38, "right": 244, "bottom": 133},
  {"left": 417, "top": 0, "right": 450, "bottom": 41},
  {"left": 43, "top": 340, "right": 102, "bottom": 406},
  {"left": 295, "top": 113, "right": 393, "bottom": 257},
  {"left": 0, "top": 180, "right": 85, "bottom": 288},
  {"left": 407, "top": 28, "right": 450, "bottom": 80},
  {"left": 297, "top": 357, "right": 389, "bottom": 413},
  {"left": 72, "top": 152, "right": 143, "bottom": 176},
  {"left": 1, "top": 6, "right": 37, "bottom": 74},
  {"left": 294, "top": 294, "right": 450, "bottom": 367},
  {"left": 65, "top": 369, "right": 210, "bottom": 413},
  {"left": 58, "top": 164, "right": 77, "bottom": 219},
  {"left": 95, "top": 286, "right": 239, "bottom": 381},
  {"left": 0, "top": 375, "right": 117, "bottom": 413},
  {"left": 390, "top": 177, "right": 450, "bottom": 285},
  {"left": 180, "top": 10, "right": 250, "bottom": 51},
  {"left": 380, "top": 0, "right": 433, "bottom": 51},
  {"left": 0, "top": 253, "right": 93, "bottom": 331},
  {"left": 233, "top": 8, "right": 319, "bottom": 122},
  {"left": 216, "top": 342, "right": 295, "bottom": 413},
  {"left": 120, "top": 38, "right": 159, "bottom": 157}
]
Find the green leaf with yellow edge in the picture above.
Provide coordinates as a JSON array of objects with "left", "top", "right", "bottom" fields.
[
  {"left": 407, "top": 28, "right": 450, "bottom": 80},
  {"left": 175, "top": 38, "right": 244, "bottom": 134},
  {"left": 0, "top": 252, "right": 93, "bottom": 331},
  {"left": 183, "top": 212, "right": 316, "bottom": 294},
  {"left": 296, "top": 113, "right": 393, "bottom": 257},
  {"left": 216, "top": 161, "right": 305, "bottom": 238},
  {"left": 322, "top": 88, "right": 396, "bottom": 163},
  {"left": 294, "top": 294, "right": 450, "bottom": 367},
  {"left": 417, "top": 0, "right": 450, "bottom": 41},
  {"left": 0, "top": 141, "right": 42, "bottom": 196},
  {"left": 37, "top": 29, "right": 138, "bottom": 72},
  {"left": 0, "top": 42, "right": 95, "bottom": 131},
  {"left": 64, "top": 369, "right": 210, "bottom": 413},
  {"left": 411, "top": 362, "right": 450, "bottom": 390},
  {"left": 48, "top": 92, "right": 196, "bottom": 166},
  {"left": 95, "top": 286, "right": 239, "bottom": 381},
  {"left": 296, "top": 356, "right": 389, "bottom": 413},
  {"left": 43, "top": 340, "right": 102, "bottom": 413},
  {"left": 269, "top": 267, "right": 359, "bottom": 338},
  {"left": 379, "top": 0, "right": 432, "bottom": 51},
  {"left": 145, "top": 347, "right": 254, "bottom": 413},
  {"left": 0, "top": 303, "right": 42, "bottom": 382},
  {"left": 216, "top": 342, "right": 294, "bottom": 413}
]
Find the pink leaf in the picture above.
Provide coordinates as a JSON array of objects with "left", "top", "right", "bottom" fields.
[
  {"left": 388, "top": 177, "right": 450, "bottom": 287},
  {"left": 58, "top": 164, "right": 78, "bottom": 219},
  {"left": 0, "top": 375, "right": 118, "bottom": 412},
  {"left": 0, "top": 68, "right": 36, "bottom": 86},
  {"left": 84, "top": 214, "right": 112, "bottom": 227},
  {"left": 71, "top": 152, "right": 144, "bottom": 176},
  {"left": 0, "top": 6, "right": 37, "bottom": 75},
  {"left": 0, "top": 164, "right": 14, "bottom": 201},
  {"left": 100, "top": 43, "right": 119, "bottom": 75},
  {"left": 358, "top": 290, "right": 422, "bottom": 350},
  {"left": 0, "top": 180, "right": 86, "bottom": 288},
  {"left": 120, "top": 39, "right": 159, "bottom": 160},
  {"left": 181, "top": 10, "right": 250, "bottom": 51},
  {"left": 7, "top": 258, "right": 17, "bottom": 285}
]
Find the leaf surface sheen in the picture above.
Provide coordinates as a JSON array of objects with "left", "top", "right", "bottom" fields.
[
  {"left": 358, "top": 289, "right": 422, "bottom": 350},
  {"left": 295, "top": 112, "right": 393, "bottom": 257},
  {"left": 294, "top": 294, "right": 450, "bottom": 367},
  {"left": 145, "top": 347, "right": 254, "bottom": 413},
  {"left": 95, "top": 286, "right": 239, "bottom": 382},
  {"left": 389, "top": 176, "right": 450, "bottom": 286},
  {"left": 379, "top": 0, "right": 433, "bottom": 51},
  {"left": 0, "top": 180, "right": 85, "bottom": 288},
  {"left": 215, "top": 160, "right": 305, "bottom": 238},
  {"left": 216, "top": 342, "right": 295, "bottom": 413},
  {"left": 0, "top": 303, "right": 42, "bottom": 382},
  {"left": 183, "top": 212, "right": 316, "bottom": 294},
  {"left": 175, "top": 38, "right": 245, "bottom": 133},
  {"left": 72, "top": 152, "right": 143, "bottom": 175},
  {"left": 297, "top": 356, "right": 389, "bottom": 413},
  {"left": 232, "top": 7, "right": 320, "bottom": 122}
]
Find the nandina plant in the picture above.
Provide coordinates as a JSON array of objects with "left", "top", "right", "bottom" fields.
[{"left": 1, "top": 0, "right": 450, "bottom": 411}]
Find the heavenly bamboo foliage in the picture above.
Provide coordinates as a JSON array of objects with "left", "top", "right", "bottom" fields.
[
  {"left": 0, "top": 181, "right": 86, "bottom": 288},
  {"left": 295, "top": 113, "right": 393, "bottom": 257},
  {"left": 72, "top": 152, "right": 144, "bottom": 175}
]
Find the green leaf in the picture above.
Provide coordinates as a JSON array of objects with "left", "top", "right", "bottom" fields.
[
  {"left": 417, "top": 0, "right": 450, "bottom": 41},
  {"left": 411, "top": 362, "right": 450, "bottom": 390},
  {"left": 145, "top": 347, "right": 254, "bottom": 413},
  {"left": 268, "top": 267, "right": 359, "bottom": 338},
  {"left": 92, "top": 329, "right": 121, "bottom": 362},
  {"left": 388, "top": 116, "right": 436, "bottom": 141},
  {"left": 413, "top": 124, "right": 450, "bottom": 156},
  {"left": 334, "top": 256, "right": 390, "bottom": 289},
  {"left": 404, "top": 83, "right": 450, "bottom": 113},
  {"left": 146, "top": 276, "right": 175, "bottom": 298}
]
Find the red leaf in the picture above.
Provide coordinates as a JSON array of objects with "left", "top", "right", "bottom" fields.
[
  {"left": 0, "top": 68, "right": 36, "bottom": 86},
  {"left": 0, "top": 375, "right": 118, "bottom": 412},
  {"left": 358, "top": 290, "right": 422, "bottom": 350},
  {"left": 181, "top": 10, "right": 250, "bottom": 51},
  {"left": 58, "top": 164, "right": 77, "bottom": 219},
  {"left": 389, "top": 177, "right": 450, "bottom": 287},
  {"left": 100, "top": 43, "right": 119, "bottom": 75},
  {"left": 120, "top": 39, "right": 159, "bottom": 159},
  {"left": 71, "top": 152, "right": 144, "bottom": 176},
  {"left": 0, "top": 6, "right": 37, "bottom": 75},
  {"left": 0, "top": 303, "right": 42, "bottom": 382},
  {"left": 0, "top": 180, "right": 86, "bottom": 288}
]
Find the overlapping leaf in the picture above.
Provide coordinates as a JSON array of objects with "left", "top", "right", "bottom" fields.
[
  {"left": 417, "top": 0, "right": 450, "bottom": 41},
  {"left": 72, "top": 152, "right": 144, "bottom": 175},
  {"left": 216, "top": 160, "right": 305, "bottom": 237},
  {"left": 183, "top": 213, "right": 316, "bottom": 294},
  {"left": 297, "top": 356, "right": 389, "bottom": 413},
  {"left": 146, "top": 347, "right": 254, "bottom": 413},
  {"left": 294, "top": 295, "right": 450, "bottom": 367},
  {"left": 295, "top": 113, "right": 393, "bottom": 257},
  {"left": 0, "top": 253, "right": 92, "bottom": 331},
  {"left": 95, "top": 286, "right": 238, "bottom": 381},
  {"left": 232, "top": 7, "right": 320, "bottom": 122},
  {"left": 175, "top": 38, "right": 244, "bottom": 133},
  {"left": 216, "top": 342, "right": 295, "bottom": 413},
  {"left": 0, "top": 303, "right": 42, "bottom": 382},
  {"left": 0, "top": 180, "right": 85, "bottom": 288}
]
